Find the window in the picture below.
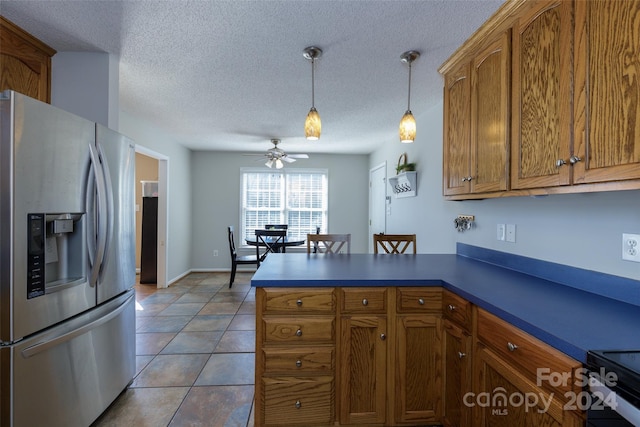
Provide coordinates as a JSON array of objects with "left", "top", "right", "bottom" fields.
[{"left": 241, "top": 168, "right": 328, "bottom": 241}]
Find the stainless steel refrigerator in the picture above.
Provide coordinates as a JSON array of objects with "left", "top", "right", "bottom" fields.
[{"left": 0, "top": 90, "right": 136, "bottom": 426}]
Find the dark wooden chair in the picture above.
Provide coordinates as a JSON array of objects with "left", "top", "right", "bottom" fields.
[
  {"left": 373, "top": 233, "right": 417, "bottom": 254},
  {"left": 255, "top": 229, "right": 287, "bottom": 267},
  {"left": 306, "top": 233, "right": 351, "bottom": 254},
  {"left": 227, "top": 226, "right": 259, "bottom": 288}
]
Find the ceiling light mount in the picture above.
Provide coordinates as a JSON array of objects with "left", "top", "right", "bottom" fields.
[
  {"left": 399, "top": 50, "right": 420, "bottom": 143},
  {"left": 303, "top": 46, "right": 323, "bottom": 141}
]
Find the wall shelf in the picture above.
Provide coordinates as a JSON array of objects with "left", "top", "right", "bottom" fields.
[{"left": 389, "top": 171, "right": 417, "bottom": 198}]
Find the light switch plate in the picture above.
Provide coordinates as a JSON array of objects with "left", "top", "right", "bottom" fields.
[
  {"left": 506, "top": 224, "right": 516, "bottom": 243},
  {"left": 497, "top": 224, "right": 505, "bottom": 241}
]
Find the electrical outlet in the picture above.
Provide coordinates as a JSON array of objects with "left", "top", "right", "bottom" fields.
[
  {"left": 622, "top": 233, "right": 640, "bottom": 262},
  {"left": 497, "top": 224, "right": 506, "bottom": 241},
  {"left": 213, "top": 250, "right": 219, "bottom": 257},
  {"left": 506, "top": 224, "right": 516, "bottom": 243}
]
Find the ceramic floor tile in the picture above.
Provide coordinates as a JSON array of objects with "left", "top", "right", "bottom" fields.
[
  {"left": 168, "top": 385, "right": 253, "bottom": 427},
  {"left": 237, "top": 301, "right": 255, "bottom": 314},
  {"left": 92, "top": 387, "right": 190, "bottom": 427},
  {"left": 160, "top": 331, "right": 223, "bottom": 354},
  {"left": 228, "top": 314, "right": 255, "bottom": 331},
  {"left": 139, "top": 292, "right": 182, "bottom": 305},
  {"left": 174, "top": 292, "right": 215, "bottom": 303},
  {"left": 199, "top": 302, "right": 241, "bottom": 315},
  {"left": 136, "top": 315, "right": 193, "bottom": 333},
  {"left": 211, "top": 292, "right": 247, "bottom": 303},
  {"left": 135, "top": 355, "right": 155, "bottom": 377},
  {"left": 131, "top": 354, "right": 210, "bottom": 387},
  {"left": 183, "top": 314, "right": 234, "bottom": 332},
  {"left": 136, "top": 332, "right": 176, "bottom": 355},
  {"left": 214, "top": 330, "right": 255, "bottom": 353},
  {"left": 158, "top": 302, "right": 206, "bottom": 316},
  {"left": 189, "top": 284, "right": 225, "bottom": 293},
  {"left": 226, "top": 283, "right": 252, "bottom": 293},
  {"left": 135, "top": 302, "right": 170, "bottom": 317},
  {"left": 194, "top": 353, "right": 255, "bottom": 386}
]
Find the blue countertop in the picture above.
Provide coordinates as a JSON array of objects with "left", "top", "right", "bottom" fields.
[{"left": 250, "top": 245, "right": 640, "bottom": 362}]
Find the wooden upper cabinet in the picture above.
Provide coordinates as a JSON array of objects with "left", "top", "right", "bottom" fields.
[
  {"left": 443, "top": 63, "right": 471, "bottom": 196},
  {"left": 573, "top": 0, "right": 640, "bottom": 184},
  {"left": 470, "top": 32, "right": 510, "bottom": 193},
  {"left": 511, "top": 0, "right": 572, "bottom": 189},
  {"left": 0, "top": 16, "right": 56, "bottom": 103}
]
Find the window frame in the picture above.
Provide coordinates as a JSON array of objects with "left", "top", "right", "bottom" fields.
[{"left": 239, "top": 167, "right": 329, "bottom": 245}]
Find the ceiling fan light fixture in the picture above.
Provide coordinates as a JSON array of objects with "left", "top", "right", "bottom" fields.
[
  {"left": 399, "top": 50, "right": 420, "bottom": 143},
  {"left": 265, "top": 159, "right": 274, "bottom": 168},
  {"left": 275, "top": 159, "right": 284, "bottom": 169},
  {"left": 303, "top": 46, "right": 322, "bottom": 141}
]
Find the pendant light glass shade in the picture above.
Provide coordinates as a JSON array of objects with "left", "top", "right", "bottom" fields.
[
  {"left": 305, "top": 107, "right": 321, "bottom": 140},
  {"left": 399, "top": 110, "right": 416, "bottom": 143},
  {"left": 303, "top": 46, "right": 322, "bottom": 140},
  {"left": 399, "top": 50, "right": 420, "bottom": 143}
]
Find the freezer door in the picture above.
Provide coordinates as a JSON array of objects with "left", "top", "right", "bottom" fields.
[
  {"left": 1, "top": 91, "right": 96, "bottom": 342},
  {"left": 1, "top": 290, "right": 135, "bottom": 427},
  {"left": 95, "top": 124, "right": 136, "bottom": 303}
]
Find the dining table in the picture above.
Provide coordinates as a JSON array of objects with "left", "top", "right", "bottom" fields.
[{"left": 244, "top": 234, "right": 306, "bottom": 253}]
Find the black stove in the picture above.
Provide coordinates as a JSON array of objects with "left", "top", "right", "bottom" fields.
[{"left": 586, "top": 350, "right": 640, "bottom": 426}]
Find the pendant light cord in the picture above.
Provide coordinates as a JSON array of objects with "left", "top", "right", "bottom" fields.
[
  {"left": 311, "top": 57, "right": 316, "bottom": 109},
  {"left": 407, "top": 62, "right": 412, "bottom": 111}
]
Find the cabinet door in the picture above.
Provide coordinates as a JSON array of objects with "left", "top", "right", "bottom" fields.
[
  {"left": 474, "top": 345, "right": 583, "bottom": 427},
  {"left": 511, "top": 0, "right": 572, "bottom": 189},
  {"left": 573, "top": 0, "right": 640, "bottom": 184},
  {"left": 394, "top": 315, "right": 442, "bottom": 424},
  {"left": 339, "top": 316, "right": 387, "bottom": 424},
  {"left": 443, "top": 63, "right": 472, "bottom": 196},
  {"left": 470, "top": 32, "right": 510, "bottom": 193},
  {"left": 442, "top": 320, "right": 472, "bottom": 427}
]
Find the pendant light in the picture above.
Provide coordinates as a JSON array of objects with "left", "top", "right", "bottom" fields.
[
  {"left": 303, "top": 46, "right": 322, "bottom": 140},
  {"left": 399, "top": 50, "right": 420, "bottom": 143}
]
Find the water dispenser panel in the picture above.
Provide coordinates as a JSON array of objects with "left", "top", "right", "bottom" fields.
[{"left": 27, "top": 214, "right": 45, "bottom": 298}]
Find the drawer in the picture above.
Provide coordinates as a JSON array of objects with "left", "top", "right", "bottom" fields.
[
  {"left": 263, "top": 317, "right": 335, "bottom": 344},
  {"left": 341, "top": 288, "right": 387, "bottom": 313},
  {"left": 263, "top": 376, "right": 334, "bottom": 426},
  {"left": 442, "top": 290, "right": 472, "bottom": 329},
  {"left": 397, "top": 287, "right": 442, "bottom": 313},
  {"left": 261, "top": 288, "right": 336, "bottom": 313},
  {"left": 263, "top": 347, "right": 334, "bottom": 374},
  {"left": 477, "top": 308, "right": 581, "bottom": 397}
]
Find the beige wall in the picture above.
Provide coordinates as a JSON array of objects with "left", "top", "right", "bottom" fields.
[{"left": 135, "top": 153, "right": 159, "bottom": 270}]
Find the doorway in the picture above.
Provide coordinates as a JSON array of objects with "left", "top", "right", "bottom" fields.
[
  {"left": 369, "top": 162, "right": 387, "bottom": 253},
  {"left": 135, "top": 147, "right": 168, "bottom": 288}
]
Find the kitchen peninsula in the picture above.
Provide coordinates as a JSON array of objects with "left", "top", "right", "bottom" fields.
[{"left": 251, "top": 244, "right": 640, "bottom": 426}]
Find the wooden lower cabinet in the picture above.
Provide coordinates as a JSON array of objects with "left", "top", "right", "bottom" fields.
[
  {"left": 442, "top": 319, "right": 473, "bottom": 427},
  {"left": 263, "top": 376, "right": 335, "bottom": 426},
  {"left": 339, "top": 315, "right": 387, "bottom": 424}
]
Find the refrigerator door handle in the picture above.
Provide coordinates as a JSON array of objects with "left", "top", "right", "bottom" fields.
[
  {"left": 96, "top": 141, "right": 115, "bottom": 278},
  {"left": 88, "top": 143, "right": 108, "bottom": 286},
  {"left": 20, "top": 293, "right": 132, "bottom": 358}
]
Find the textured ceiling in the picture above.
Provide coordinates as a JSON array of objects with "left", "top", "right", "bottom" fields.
[{"left": 1, "top": 0, "right": 503, "bottom": 155}]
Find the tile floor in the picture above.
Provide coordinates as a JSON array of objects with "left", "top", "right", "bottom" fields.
[{"left": 92, "top": 271, "right": 256, "bottom": 427}]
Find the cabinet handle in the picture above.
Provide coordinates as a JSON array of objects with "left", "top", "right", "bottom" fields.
[
  {"left": 296, "top": 299, "right": 302, "bottom": 306},
  {"left": 555, "top": 159, "right": 567, "bottom": 167},
  {"left": 296, "top": 329, "right": 302, "bottom": 337},
  {"left": 418, "top": 298, "right": 425, "bottom": 305},
  {"left": 467, "top": 176, "right": 473, "bottom": 181},
  {"left": 507, "top": 342, "right": 518, "bottom": 352},
  {"left": 569, "top": 155, "right": 582, "bottom": 164},
  {"left": 447, "top": 304, "right": 456, "bottom": 311},
  {"left": 362, "top": 298, "right": 368, "bottom": 306},
  {"left": 380, "top": 333, "right": 386, "bottom": 341},
  {"left": 461, "top": 176, "right": 473, "bottom": 182},
  {"left": 461, "top": 177, "right": 468, "bottom": 182},
  {"left": 295, "top": 400, "right": 302, "bottom": 409},
  {"left": 296, "top": 360, "right": 302, "bottom": 368},
  {"left": 458, "top": 351, "right": 467, "bottom": 359}
]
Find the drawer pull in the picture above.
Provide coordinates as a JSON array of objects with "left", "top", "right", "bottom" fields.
[
  {"left": 296, "top": 299, "right": 303, "bottom": 306},
  {"left": 507, "top": 342, "right": 518, "bottom": 352},
  {"left": 448, "top": 304, "right": 456, "bottom": 311},
  {"left": 295, "top": 360, "right": 302, "bottom": 368},
  {"left": 380, "top": 333, "right": 386, "bottom": 341},
  {"left": 296, "top": 329, "right": 302, "bottom": 337},
  {"left": 418, "top": 298, "right": 425, "bottom": 305},
  {"left": 295, "top": 400, "right": 302, "bottom": 409},
  {"left": 362, "top": 298, "right": 368, "bottom": 306},
  {"left": 458, "top": 351, "right": 467, "bottom": 359}
]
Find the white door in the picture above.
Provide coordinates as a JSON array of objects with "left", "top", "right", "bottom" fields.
[{"left": 369, "top": 162, "right": 387, "bottom": 253}]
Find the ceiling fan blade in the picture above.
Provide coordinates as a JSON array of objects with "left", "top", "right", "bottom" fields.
[
  {"left": 287, "top": 154, "right": 309, "bottom": 159},
  {"left": 282, "top": 157, "right": 297, "bottom": 163},
  {"left": 242, "top": 153, "right": 267, "bottom": 156}
]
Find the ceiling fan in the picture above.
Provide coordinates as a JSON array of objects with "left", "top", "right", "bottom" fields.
[{"left": 245, "top": 139, "right": 309, "bottom": 169}]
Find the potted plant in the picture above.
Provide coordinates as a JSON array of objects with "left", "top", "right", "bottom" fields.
[{"left": 396, "top": 153, "right": 416, "bottom": 174}]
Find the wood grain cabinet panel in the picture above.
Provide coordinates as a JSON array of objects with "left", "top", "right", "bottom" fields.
[
  {"left": 442, "top": 319, "right": 472, "bottom": 427},
  {"left": 511, "top": 0, "right": 572, "bottom": 189},
  {"left": 0, "top": 16, "right": 56, "bottom": 103},
  {"left": 573, "top": 0, "right": 640, "bottom": 184},
  {"left": 263, "top": 376, "right": 334, "bottom": 426}
]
